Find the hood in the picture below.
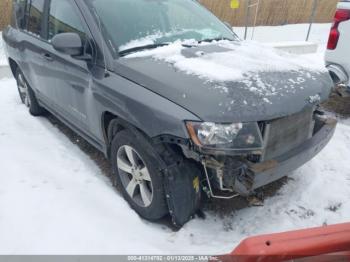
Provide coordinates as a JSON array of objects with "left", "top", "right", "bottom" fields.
[{"left": 114, "top": 41, "right": 333, "bottom": 123}]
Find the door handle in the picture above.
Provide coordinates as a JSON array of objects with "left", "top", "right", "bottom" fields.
[{"left": 42, "top": 53, "right": 53, "bottom": 62}]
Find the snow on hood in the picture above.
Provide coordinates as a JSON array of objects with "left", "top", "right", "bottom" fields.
[
  {"left": 119, "top": 40, "right": 332, "bottom": 122},
  {"left": 125, "top": 40, "right": 328, "bottom": 96}
]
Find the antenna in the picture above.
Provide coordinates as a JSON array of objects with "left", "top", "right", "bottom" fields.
[{"left": 92, "top": 8, "right": 109, "bottom": 77}]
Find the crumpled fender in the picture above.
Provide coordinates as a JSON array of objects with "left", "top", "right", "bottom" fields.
[
  {"left": 156, "top": 143, "right": 202, "bottom": 227},
  {"left": 163, "top": 158, "right": 202, "bottom": 228}
]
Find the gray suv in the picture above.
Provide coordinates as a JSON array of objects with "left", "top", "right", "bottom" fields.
[{"left": 3, "top": 0, "right": 337, "bottom": 227}]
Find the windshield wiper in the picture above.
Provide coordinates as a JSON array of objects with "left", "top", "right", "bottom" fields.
[{"left": 119, "top": 43, "right": 169, "bottom": 57}]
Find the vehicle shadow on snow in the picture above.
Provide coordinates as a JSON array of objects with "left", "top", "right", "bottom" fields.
[{"left": 44, "top": 112, "right": 289, "bottom": 231}]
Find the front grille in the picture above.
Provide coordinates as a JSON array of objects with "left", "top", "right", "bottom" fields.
[{"left": 262, "top": 108, "right": 315, "bottom": 161}]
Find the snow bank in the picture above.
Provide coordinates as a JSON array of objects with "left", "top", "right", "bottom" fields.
[
  {"left": 0, "top": 32, "right": 8, "bottom": 66},
  {"left": 126, "top": 40, "right": 327, "bottom": 83}
]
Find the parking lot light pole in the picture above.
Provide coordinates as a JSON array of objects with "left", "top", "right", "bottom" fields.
[
  {"left": 306, "top": 0, "right": 318, "bottom": 41},
  {"left": 244, "top": 0, "right": 252, "bottom": 40}
]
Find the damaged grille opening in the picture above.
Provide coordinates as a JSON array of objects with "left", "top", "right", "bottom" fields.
[{"left": 262, "top": 108, "right": 315, "bottom": 161}]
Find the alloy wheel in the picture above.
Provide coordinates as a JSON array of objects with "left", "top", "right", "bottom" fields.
[
  {"left": 117, "top": 145, "right": 153, "bottom": 207},
  {"left": 17, "top": 73, "right": 30, "bottom": 107}
]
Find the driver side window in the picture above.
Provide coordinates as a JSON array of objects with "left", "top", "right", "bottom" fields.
[{"left": 48, "top": 0, "right": 85, "bottom": 41}]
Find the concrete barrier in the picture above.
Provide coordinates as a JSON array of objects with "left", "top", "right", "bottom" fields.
[{"left": 264, "top": 41, "right": 319, "bottom": 54}]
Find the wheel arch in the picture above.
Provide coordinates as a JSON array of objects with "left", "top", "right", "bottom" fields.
[
  {"left": 101, "top": 110, "right": 194, "bottom": 162},
  {"left": 102, "top": 111, "right": 153, "bottom": 159},
  {"left": 102, "top": 112, "right": 203, "bottom": 226}
]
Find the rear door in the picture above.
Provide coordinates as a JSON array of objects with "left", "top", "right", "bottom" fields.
[{"left": 42, "top": 0, "right": 93, "bottom": 130}]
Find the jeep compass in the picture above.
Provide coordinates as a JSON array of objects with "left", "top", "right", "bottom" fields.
[{"left": 3, "top": 0, "right": 337, "bottom": 226}]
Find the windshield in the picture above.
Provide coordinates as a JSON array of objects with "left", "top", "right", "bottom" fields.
[{"left": 84, "top": 0, "right": 238, "bottom": 55}]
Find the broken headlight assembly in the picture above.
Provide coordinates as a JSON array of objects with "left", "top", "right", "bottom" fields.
[{"left": 185, "top": 121, "right": 264, "bottom": 150}]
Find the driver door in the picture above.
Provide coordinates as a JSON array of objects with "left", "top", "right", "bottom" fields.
[{"left": 42, "top": 0, "right": 92, "bottom": 131}]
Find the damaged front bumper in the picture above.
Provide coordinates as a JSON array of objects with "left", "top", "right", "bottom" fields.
[
  {"left": 197, "top": 115, "right": 337, "bottom": 198},
  {"left": 250, "top": 117, "right": 336, "bottom": 189}
]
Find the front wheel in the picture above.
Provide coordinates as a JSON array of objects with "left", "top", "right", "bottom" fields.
[{"left": 111, "top": 130, "right": 168, "bottom": 220}]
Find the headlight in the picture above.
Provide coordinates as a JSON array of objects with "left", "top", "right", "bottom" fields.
[{"left": 186, "top": 121, "right": 263, "bottom": 150}]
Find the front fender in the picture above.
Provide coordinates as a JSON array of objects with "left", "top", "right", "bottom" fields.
[{"left": 92, "top": 71, "right": 201, "bottom": 141}]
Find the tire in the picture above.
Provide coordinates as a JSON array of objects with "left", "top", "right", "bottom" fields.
[
  {"left": 111, "top": 129, "right": 168, "bottom": 220},
  {"left": 15, "top": 68, "right": 45, "bottom": 116}
]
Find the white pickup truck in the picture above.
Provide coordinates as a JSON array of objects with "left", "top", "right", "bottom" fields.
[{"left": 325, "top": 0, "right": 350, "bottom": 89}]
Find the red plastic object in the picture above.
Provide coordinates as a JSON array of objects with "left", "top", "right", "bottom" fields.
[
  {"left": 224, "top": 223, "right": 350, "bottom": 262},
  {"left": 327, "top": 9, "right": 350, "bottom": 50}
]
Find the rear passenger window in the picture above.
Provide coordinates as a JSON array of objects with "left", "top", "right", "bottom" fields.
[
  {"left": 27, "top": 0, "right": 45, "bottom": 36},
  {"left": 48, "top": 0, "right": 85, "bottom": 41}
]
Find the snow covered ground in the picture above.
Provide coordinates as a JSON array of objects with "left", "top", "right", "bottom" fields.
[{"left": 1, "top": 24, "right": 350, "bottom": 255}]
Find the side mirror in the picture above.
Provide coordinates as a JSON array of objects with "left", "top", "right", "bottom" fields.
[{"left": 52, "top": 32, "right": 83, "bottom": 56}]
